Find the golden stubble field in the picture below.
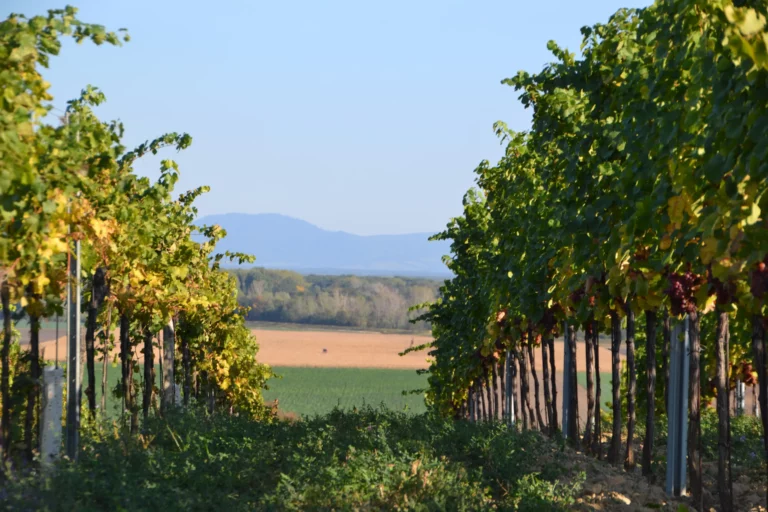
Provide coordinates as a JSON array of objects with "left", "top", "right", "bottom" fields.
[
  {"left": 29, "top": 325, "right": 640, "bottom": 424},
  {"left": 251, "top": 328, "right": 615, "bottom": 371},
  {"left": 30, "top": 326, "right": 615, "bottom": 371},
  {"left": 254, "top": 329, "right": 432, "bottom": 369}
]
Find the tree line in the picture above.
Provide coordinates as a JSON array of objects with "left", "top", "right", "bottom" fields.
[
  {"left": 229, "top": 268, "right": 439, "bottom": 331},
  {"left": 415, "top": 1, "right": 768, "bottom": 511},
  {"left": 0, "top": 7, "right": 272, "bottom": 470}
]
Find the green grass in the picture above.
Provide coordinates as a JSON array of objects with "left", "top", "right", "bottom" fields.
[
  {"left": 7, "top": 407, "right": 586, "bottom": 511},
  {"left": 56, "top": 362, "right": 161, "bottom": 419},
  {"left": 263, "top": 367, "right": 428, "bottom": 417},
  {"left": 576, "top": 371, "right": 612, "bottom": 410},
  {"left": 95, "top": 367, "right": 603, "bottom": 419},
  {"left": 78, "top": 365, "right": 427, "bottom": 419}
]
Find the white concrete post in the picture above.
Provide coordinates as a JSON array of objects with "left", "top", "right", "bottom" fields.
[
  {"left": 736, "top": 380, "right": 745, "bottom": 416},
  {"left": 41, "top": 366, "right": 64, "bottom": 470}
]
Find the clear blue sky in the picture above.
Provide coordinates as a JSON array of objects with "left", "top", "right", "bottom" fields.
[{"left": 6, "top": 1, "right": 650, "bottom": 235}]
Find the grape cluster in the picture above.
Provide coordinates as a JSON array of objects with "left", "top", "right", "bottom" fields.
[
  {"left": 665, "top": 271, "right": 701, "bottom": 316},
  {"left": 750, "top": 258, "right": 768, "bottom": 299},
  {"left": 736, "top": 361, "right": 757, "bottom": 386},
  {"left": 541, "top": 306, "right": 559, "bottom": 333},
  {"left": 569, "top": 287, "right": 585, "bottom": 304},
  {"left": 712, "top": 276, "right": 736, "bottom": 306}
]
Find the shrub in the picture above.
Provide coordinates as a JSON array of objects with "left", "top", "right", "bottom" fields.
[{"left": 6, "top": 406, "right": 584, "bottom": 511}]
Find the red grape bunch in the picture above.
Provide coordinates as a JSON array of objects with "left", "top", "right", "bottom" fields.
[{"left": 666, "top": 271, "right": 701, "bottom": 316}]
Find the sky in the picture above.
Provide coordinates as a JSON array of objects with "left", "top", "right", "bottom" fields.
[{"left": 5, "top": 1, "right": 651, "bottom": 235}]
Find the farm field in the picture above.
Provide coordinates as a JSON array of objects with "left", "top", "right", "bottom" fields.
[
  {"left": 252, "top": 326, "right": 621, "bottom": 423},
  {"left": 264, "top": 367, "right": 427, "bottom": 417},
  {"left": 251, "top": 327, "right": 432, "bottom": 369},
  {"left": 45, "top": 361, "right": 425, "bottom": 420},
  {"left": 576, "top": 372, "right": 613, "bottom": 411},
  {"left": 25, "top": 324, "right": 614, "bottom": 371},
  {"left": 22, "top": 323, "right": 625, "bottom": 421},
  {"left": 64, "top": 362, "right": 160, "bottom": 419},
  {"left": 245, "top": 320, "right": 430, "bottom": 336},
  {"left": 22, "top": 325, "right": 433, "bottom": 369}
]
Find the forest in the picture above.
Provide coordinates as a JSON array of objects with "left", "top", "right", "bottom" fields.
[{"left": 229, "top": 268, "right": 439, "bottom": 331}]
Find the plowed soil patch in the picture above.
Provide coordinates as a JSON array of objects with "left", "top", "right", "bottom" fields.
[{"left": 253, "top": 329, "right": 432, "bottom": 369}]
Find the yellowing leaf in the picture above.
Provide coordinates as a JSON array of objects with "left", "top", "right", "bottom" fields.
[
  {"left": 703, "top": 293, "right": 717, "bottom": 315},
  {"left": 712, "top": 261, "right": 732, "bottom": 282},
  {"left": 90, "top": 218, "right": 110, "bottom": 239},
  {"left": 668, "top": 195, "right": 686, "bottom": 229},
  {"left": 700, "top": 237, "right": 719, "bottom": 265},
  {"left": 660, "top": 234, "right": 672, "bottom": 250},
  {"left": 725, "top": 5, "right": 767, "bottom": 36},
  {"left": 16, "top": 121, "right": 33, "bottom": 137},
  {"left": 746, "top": 202, "right": 761, "bottom": 225},
  {"left": 34, "top": 274, "right": 50, "bottom": 294},
  {"left": 694, "top": 286, "right": 710, "bottom": 311}
]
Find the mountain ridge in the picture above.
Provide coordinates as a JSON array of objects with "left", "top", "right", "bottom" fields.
[{"left": 196, "top": 213, "right": 452, "bottom": 277}]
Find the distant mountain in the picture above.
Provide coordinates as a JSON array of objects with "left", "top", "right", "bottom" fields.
[{"left": 196, "top": 213, "right": 452, "bottom": 278}]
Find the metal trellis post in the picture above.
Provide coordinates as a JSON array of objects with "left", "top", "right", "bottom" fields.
[
  {"left": 666, "top": 315, "right": 690, "bottom": 496},
  {"left": 562, "top": 321, "right": 572, "bottom": 439}
]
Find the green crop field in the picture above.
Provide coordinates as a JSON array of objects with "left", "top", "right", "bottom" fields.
[
  {"left": 90, "top": 366, "right": 607, "bottom": 418},
  {"left": 577, "top": 371, "right": 613, "bottom": 410},
  {"left": 263, "top": 367, "right": 428, "bottom": 417},
  {"left": 61, "top": 364, "right": 427, "bottom": 419},
  {"left": 55, "top": 362, "right": 161, "bottom": 419}
]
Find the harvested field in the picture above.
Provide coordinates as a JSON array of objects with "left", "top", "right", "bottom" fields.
[
  {"left": 250, "top": 328, "right": 618, "bottom": 373},
  {"left": 253, "top": 328, "right": 432, "bottom": 369},
  {"left": 25, "top": 326, "right": 433, "bottom": 369},
  {"left": 22, "top": 323, "right": 760, "bottom": 422},
  {"left": 248, "top": 328, "right": 625, "bottom": 425},
  {"left": 23, "top": 325, "right": 631, "bottom": 423},
  {"left": 22, "top": 325, "right": 614, "bottom": 372}
]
